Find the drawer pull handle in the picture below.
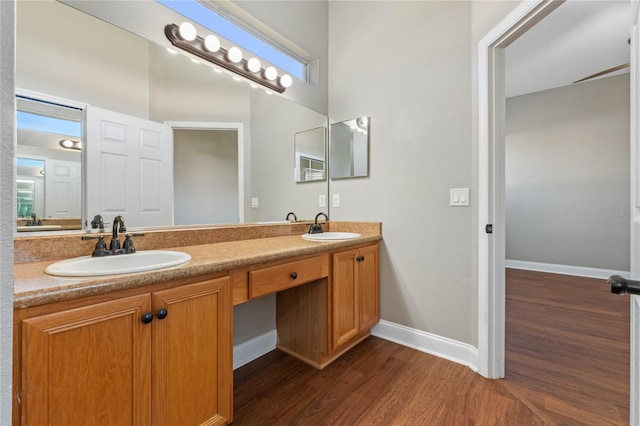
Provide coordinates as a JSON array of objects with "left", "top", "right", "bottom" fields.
[
  {"left": 156, "top": 308, "right": 168, "bottom": 320},
  {"left": 141, "top": 312, "right": 154, "bottom": 324},
  {"left": 290, "top": 272, "right": 298, "bottom": 279}
]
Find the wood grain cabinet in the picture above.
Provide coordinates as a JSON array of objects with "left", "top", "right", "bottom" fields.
[
  {"left": 275, "top": 243, "right": 379, "bottom": 369},
  {"left": 331, "top": 244, "right": 380, "bottom": 350},
  {"left": 19, "top": 276, "right": 232, "bottom": 426}
]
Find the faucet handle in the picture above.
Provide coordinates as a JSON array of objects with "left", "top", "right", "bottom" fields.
[
  {"left": 122, "top": 233, "right": 144, "bottom": 254},
  {"left": 122, "top": 235, "right": 135, "bottom": 253},
  {"left": 82, "top": 235, "right": 108, "bottom": 257}
]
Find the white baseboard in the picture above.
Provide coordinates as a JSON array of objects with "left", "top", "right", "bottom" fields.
[
  {"left": 505, "top": 259, "right": 630, "bottom": 280},
  {"left": 371, "top": 320, "right": 479, "bottom": 372},
  {"left": 233, "top": 329, "right": 277, "bottom": 370},
  {"left": 233, "top": 323, "right": 480, "bottom": 373}
]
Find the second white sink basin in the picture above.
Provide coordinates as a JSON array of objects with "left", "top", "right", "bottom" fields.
[
  {"left": 45, "top": 250, "right": 191, "bottom": 277},
  {"left": 302, "top": 232, "right": 361, "bottom": 241}
]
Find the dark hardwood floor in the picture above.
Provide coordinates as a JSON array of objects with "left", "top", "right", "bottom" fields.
[
  {"left": 232, "top": 269, "right": 630, "bottom": 425},
  {"left": 505, "top": 268, "right": 630, "bottom": 425},
  {"left": 234, "top": 337, "right": 543, "bottom": 425}
]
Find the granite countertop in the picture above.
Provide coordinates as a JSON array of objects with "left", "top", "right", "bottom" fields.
[{"left": 14, "top": 232, "right": 381, "bottom": 309}]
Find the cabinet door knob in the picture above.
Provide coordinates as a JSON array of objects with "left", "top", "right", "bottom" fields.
[
  {"left": 156, "top": 308, "right": 168, "bottom": 320},
  {"left": 290, "top": 272, "right": 298, "bottom": 279},
  {"left": 141, "top": 312, "right": 154, "bottom": 324},
  {"left": 356, "top": 256, "right": 365, "bottom": 262}
]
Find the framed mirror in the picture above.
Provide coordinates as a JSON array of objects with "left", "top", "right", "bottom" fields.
[
  {"left": 329, "top": 116, "right": 369, "bottom": 179},
  {"left": 294, "top": 127, "right": 326, "bottom": 183},
  {"left": 15, "top": 0, "right": 328, "bottom": 233}
]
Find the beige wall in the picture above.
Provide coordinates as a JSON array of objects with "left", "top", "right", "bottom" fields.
[
  {"left": 16, "top": 0, "right": 151, "bottom": 118},
  {"left": 329, "top": 0, "right": 475, "bottom": 344},
  {"left": 506, "top": 74, "right": 630, "bottom": 271},
  {"left": 174, "top": 130, "right": 240, "bottom": 225},
  {"left": 250, "top": 91, "right": 328, "bottom": 223}
]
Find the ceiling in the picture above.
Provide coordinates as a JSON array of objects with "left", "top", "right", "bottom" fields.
[{"left": 505, "top": 0, "right": 630, "bottom": 98}]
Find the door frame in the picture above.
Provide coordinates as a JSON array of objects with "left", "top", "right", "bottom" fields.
[
  {"left": 629, "top": 1, "right": 639, "bottom": 423},
  {"left": 477, "top": 0, "right": 565, "bottom": 380},
  {"left": 165, "top": 121, "right": 244, "bottom": 223},
  {"left": 479, "top": 2, "right": 638, "bottom": 423}
]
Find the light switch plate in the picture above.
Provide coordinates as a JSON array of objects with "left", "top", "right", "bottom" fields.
[
  {"left": 332, "top": 194, "right": 340, "bottom": 208},
  {"left": 251, "top": 197, "right": 259, "bottom": 208},
  {"left": 319, "top": 194, "right": 326, "bottom": 208},
  {"left": 450, "top": 188, "right": 469, "bottom": 207}
]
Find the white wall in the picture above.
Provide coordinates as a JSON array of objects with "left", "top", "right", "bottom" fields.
[
  {"left": 0, "top": 1, "right": 14, "bottom": 422},
  {"left": 506, "top": 75, "right": 630, "bottom": 271}
]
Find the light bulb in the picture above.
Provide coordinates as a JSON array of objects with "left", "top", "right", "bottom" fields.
[
  {"left": 204, "top": 35, "right": 220, "bottom": 52},
  {"left": 247, "top": 57, "right": 261, "bottom": 73},
  {"left": 178, "top": 22, "right": 197, "bottom": 42},
  {"left": 279, "top": 74, "right": 293, "bottom": 88},
  {"left": 264, "top": 66, "right": 278, "bottom": 81},
  {"left": 227, "top": 47, "right": 242, "bottom": 63}
]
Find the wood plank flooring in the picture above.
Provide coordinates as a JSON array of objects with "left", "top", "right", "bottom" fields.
[
  {"left": 233, "top": 336, "right": 543, "bottom": 425},
  {"left": 232, "top": 269, "right": 630, "bottom": 425},
  {"left": 505, "top": 268, "right": 630, "bottom": 425}
]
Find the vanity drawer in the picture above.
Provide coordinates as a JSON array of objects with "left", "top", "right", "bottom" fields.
[{"left": 250, "top": 255, "right": 327, "bottom": 298}]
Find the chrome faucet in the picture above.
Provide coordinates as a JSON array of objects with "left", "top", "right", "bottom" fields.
[
  {"left": 110, "top": 215, "right": 127, "bottom": 251},
  {"left": 309, "top": 212, "right": 328, "bottom": 234}
]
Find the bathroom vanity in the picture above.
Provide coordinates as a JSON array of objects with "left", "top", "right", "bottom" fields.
[{"left": 11, "top": 222, "right": 381, "bottom": 425}]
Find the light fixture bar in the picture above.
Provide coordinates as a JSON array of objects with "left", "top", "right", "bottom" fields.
[{"left": 164, "top": 23, "right": 287, "bottom": 93}]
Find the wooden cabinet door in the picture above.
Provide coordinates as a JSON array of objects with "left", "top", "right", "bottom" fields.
[
  {"left": 359, "top": 245, "right": 380, "bottom": 330},
  {"left": 151, "top": 277, "right": 232, "bottom": 426},
  {"left": 332, "top": 249, "right": 359, "bottom": 349},
  {"left": 21, "top": 294, "right": 152, "bottom": 425}
]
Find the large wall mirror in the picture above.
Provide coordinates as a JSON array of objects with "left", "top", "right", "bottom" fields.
[
  {"left": 329, "top": 116, "right": 369, "bottom": 179},
  {"left": 15, "top": 0, "right": 328, "bottom": 234}
]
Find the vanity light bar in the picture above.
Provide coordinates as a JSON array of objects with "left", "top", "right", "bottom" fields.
[{"left": 164, "top": 23, "right": 292, "bottom": 93}]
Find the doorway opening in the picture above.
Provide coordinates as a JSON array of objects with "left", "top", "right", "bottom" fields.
[
  {"left": 166, "top": 122, "right": 244, "bottom": 225},
  {"left": 479, "top": 5, "right": 635, "bottom": 423}
]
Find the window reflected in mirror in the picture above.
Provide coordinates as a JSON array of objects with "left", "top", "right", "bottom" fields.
[
  {"left": 294, "top": 126, "right": 327, "bottom": 183},
  {"left": 329, "top": 116, "right": 369, "bottom": 179}
]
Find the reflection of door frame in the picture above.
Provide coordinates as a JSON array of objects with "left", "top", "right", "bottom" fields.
[
  {"left": 15, "top": 88, "right": 87, "bottom": 227},
  {"left": 477, "top": 0, "right": 566, "bottom": 380},
  {"left": 165, "top": 121, "right": 244, "bottom": 223}
]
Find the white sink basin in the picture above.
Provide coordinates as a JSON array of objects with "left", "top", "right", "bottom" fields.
[
  {"left": 17, "top": 225, "right": 62, "bottom": 232},
  {"left": 302, "top": 232, "right": 361, "bottom": 241},
  {"left": 45, "top": 250, "right": 191, "bottom": 277}
]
